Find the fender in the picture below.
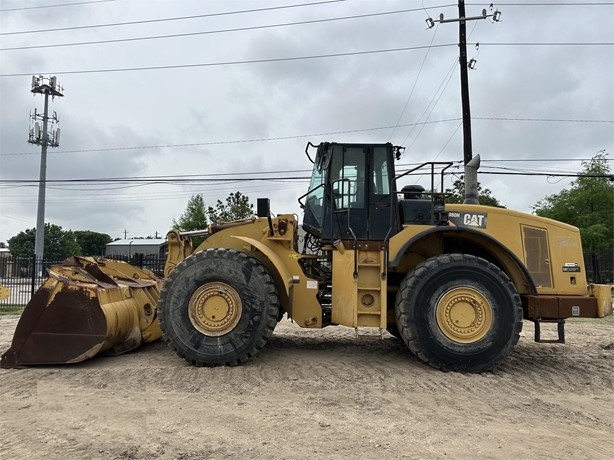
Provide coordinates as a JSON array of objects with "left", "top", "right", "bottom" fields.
[
  {"left": 390, "top": 226, "right": 537, "bottom": 295},
  {"left": 231, "top": 235, "right": 293, "bottom": 296}
]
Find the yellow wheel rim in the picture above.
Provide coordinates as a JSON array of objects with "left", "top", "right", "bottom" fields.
[
  {"left": 188, "top": 282, "right": 242, "bottom": 336},
  {"left": 435, "top": 286, "right": 493, "bottom": 344}
]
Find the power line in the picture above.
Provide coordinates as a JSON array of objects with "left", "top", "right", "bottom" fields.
[
  {"left": 0, "top": 176, "right": 311, "bottom": 185},
  {"left": 1, "top": 115, "right": 609, "bottom": 157},
  {"left": 3, "top": 157, "right": 610, "bottom": 184},
  {"left": 480, "top": 171, "right": 613, "bottom": 179},
  {"left": 388, "top": 24, "right": 439, "bottom": 142},
  {"left": 401, "top": 57, "right": 459, "bottom": 147},
  {"left": 0, "top": 0, "right": 353, "bottom": 35},
  {"left": 0, "top": 118, "right": 463, "bottom": 156},
  {"left": 0, "top": 2, "right": 449, "bottom": 37},
  {"left": 2, "top": 40, "right": 610, "bottom": 76},
  {"left": 1, "top": 170, "right": 610, "bottom": 187},
  {"left": 470, "top": 2, "right": 614, "bottom": 5},
  {"left": 475, "top": 42, "right": 614, "bottom": 46},
  {"left": 482, "top": 158, "right": 598, "bottom": 162},
  {"left": 1, "top": 159, "right": 602, "bottom": 188},
  {"left": 5, "top": 2, "right": 607, "bottom": 37},
  {"left": 0, "top": 8, "right": 460, "bottom": 52},
  {"left": 474, "top": 116, "right": 614, "bottom": 123},
  {"left": 0, "top": 0, "right": 115, "bottom": 12},
  {"left": 0, "top": 43, "right": 456, "bottom": 77}
]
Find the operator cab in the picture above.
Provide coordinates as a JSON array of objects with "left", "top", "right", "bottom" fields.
[{"left": 300, "top": 142, "right": 401, "bottom": 243}]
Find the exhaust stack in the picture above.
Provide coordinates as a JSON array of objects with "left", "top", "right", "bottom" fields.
[{"left": 463, "top": 154, "right": 481, "bottom": 205}]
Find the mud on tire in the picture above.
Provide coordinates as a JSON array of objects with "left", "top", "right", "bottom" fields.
[
  {"left": 395, "top": 254, "right": 523, "bottom": 373},
  {"left": 158, "top": 248, "right": 280, "bottom": 366}
]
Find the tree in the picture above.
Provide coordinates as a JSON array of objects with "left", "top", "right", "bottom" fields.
[
  {"left": 445, "top": 179, "right": 503, "bottom": 207},
  {"left": 173, "top": 194, "right": 208, "bottom": 231},
  {"left": 533, "top": 151, "right": 613, "bottom": 282},
  {"left": 173, "top": 192, "right": 254, "bottom": 247},
  {"left": 173, "top": 194, "right": 209, "bottom": 247},
  {"left": 207, "top": 191, "right": 254, "bottom": 223},
  {"left": 8, "top": 223, "right": 81, "bottom": 259},
  {"left": 73, "top": 230, "right": 112, "bottom": 256}
]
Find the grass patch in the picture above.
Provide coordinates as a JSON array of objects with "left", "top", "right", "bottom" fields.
[{"left": 0, "top": 305, "right": 24, "bottom": 315}]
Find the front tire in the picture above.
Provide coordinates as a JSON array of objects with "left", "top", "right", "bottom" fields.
[
  {"left": 158, "top": 248, "right": 280, "bottom": 366},
  {"left": 395, "top": 254, "right": 522, "bottom": 372}
]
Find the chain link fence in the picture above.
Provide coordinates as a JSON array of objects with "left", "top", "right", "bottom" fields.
[
  {"left": 585, "top": 250, "right": 613, "bottom": 284},
  {"left": 0, "top": 255, "right": 166, "bottom": 309}
]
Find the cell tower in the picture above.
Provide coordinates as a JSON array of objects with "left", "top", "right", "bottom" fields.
[{"left": 28, "top": 75, "right": 64, "bottom": 261}]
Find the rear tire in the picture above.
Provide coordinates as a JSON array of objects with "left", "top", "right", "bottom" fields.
[
  {"left": 395, "top": 254, "right": 522, "bottom": 372},
  {"left": 158, "top": 248, "right": 280, "bottom": 366}
]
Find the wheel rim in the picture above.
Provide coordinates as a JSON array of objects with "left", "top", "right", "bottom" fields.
[
  {"left": 188, "top": 282, "right": 242, "bottom": 336},
  {"left": 435, "top": 286, "right": 493, "bottom": 344}
]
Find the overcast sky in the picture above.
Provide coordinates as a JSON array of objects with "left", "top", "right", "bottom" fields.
[{"left": 0, "top": 0, "right": 612, "bottom": 245}]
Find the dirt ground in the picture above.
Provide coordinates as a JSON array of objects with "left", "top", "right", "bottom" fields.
[{"left": 1, "top": 315, "right": 613, "bottom": 460}]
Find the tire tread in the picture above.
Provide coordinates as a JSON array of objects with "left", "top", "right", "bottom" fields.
[
  {"left": 395, "top": 253, "right": 523, "bottom": 373},
  {"left": 158, "top": 248, "right": 280, "bottom": 367}
]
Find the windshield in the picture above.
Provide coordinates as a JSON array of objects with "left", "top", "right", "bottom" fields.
[{"left": 302, "top": 164, "right": 325, "bottom": 232}]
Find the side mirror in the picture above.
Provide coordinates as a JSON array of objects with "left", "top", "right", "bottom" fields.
[
  {"left": 257, "top": 198, "right": 270, "bottom": 217},
  {"left": 257, "top": 198, "right": 274, "bottom": 236}
]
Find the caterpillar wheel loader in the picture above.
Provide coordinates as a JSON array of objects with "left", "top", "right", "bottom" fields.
[
  {"left": 2, "top": 141, "right": 612, "bottom": 372},
  {"left": 158, "top": 141, "right": 612, "bottom": 372}
]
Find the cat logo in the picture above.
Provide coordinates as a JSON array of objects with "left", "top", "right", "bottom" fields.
[
  {"left": 463, "top": 213, "right": 486, "bottom": 227},
  {"left": 448, "top": 212, "right": 488, "bottom": 229}
]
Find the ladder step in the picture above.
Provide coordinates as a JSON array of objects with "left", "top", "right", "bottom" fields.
[
  {"left": 357, "top": 286, "right": 381, "bottom": 291},
  {"left": 532, "top": 319, "right": 565, "bottom": 344}
]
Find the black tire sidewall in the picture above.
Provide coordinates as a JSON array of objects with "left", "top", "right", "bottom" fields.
[
  {"left": 397, "top": 254, "right": 521, "bottom": 371},
  {"left": 159, "top": 249, "right": 278, "bottom": 365}
]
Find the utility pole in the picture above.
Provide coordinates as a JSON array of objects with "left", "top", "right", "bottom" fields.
[
  {"left": 426, "top": 2, "right": 501, "bottom": 203},
  {"left": 28, "top": 76, "right": 64, "bottom": 262},
  {"left": 458, "top": 0, "right": 472, "bottom": 167}
]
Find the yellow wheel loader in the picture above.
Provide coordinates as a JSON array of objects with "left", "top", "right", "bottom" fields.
[
  {"left": 2, "top": 141, "right": 612, "bottom": 372},
  {"left": 157, "top": 141, "right": 612, "bottom": 372}
]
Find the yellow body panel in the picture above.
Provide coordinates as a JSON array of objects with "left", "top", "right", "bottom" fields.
[
  {"left": 450, "top": 204, "right": 589, "bottom": 296},
  {"left": 389, "top": 204, "right": 591, "bottom": 297},
  {"left": 197, "top": 215, "right": 324, "bottom": 328},
  {"left": 355, "top": 250, "right": 387, "bottom": 328},
  {"left": 331, "top": 250, "right": 357, "bottom": 326}
]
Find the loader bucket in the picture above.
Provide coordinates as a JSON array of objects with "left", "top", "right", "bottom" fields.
[{"left": 1, "top": 256, "right": 162, "bottom": 368}]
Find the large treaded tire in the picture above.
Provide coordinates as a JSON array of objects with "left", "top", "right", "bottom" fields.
[
  {"left": 158, "top": 248, "right": 280, "bottom": 366},
  {"left": 395, "top": 254, "right": 522, "bottom": 373}
]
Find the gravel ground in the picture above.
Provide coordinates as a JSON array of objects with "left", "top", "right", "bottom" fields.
[{"left": 1, "top": 315, "right": 613, "bottom": 459}]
